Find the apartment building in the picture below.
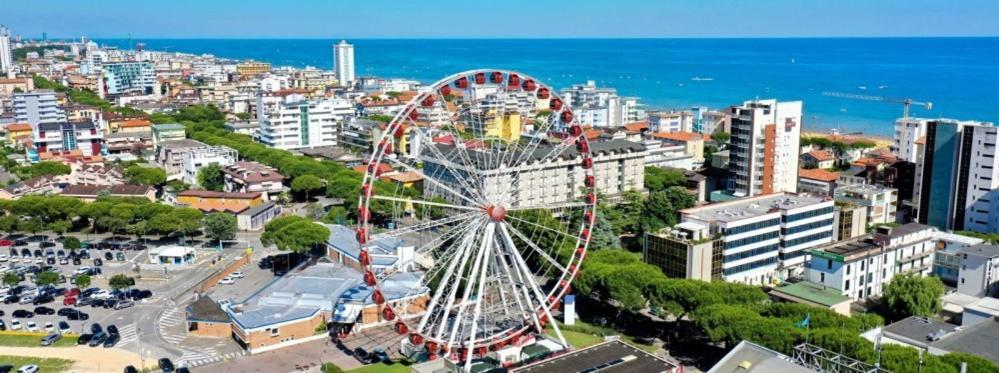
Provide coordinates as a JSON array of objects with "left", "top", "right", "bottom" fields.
[
  {"left": 258, "top": 98, "right": 352, "bottom": 150},
  {"left": 181, "top": 145, "right": 238, "bottom": 186},
  {"left": 833, "top": 202, "right": 868, "bottom": 242},
  {"left": 804, "top": 223, "right": 936, "bottom": 301},
  {"left": 423, "top": 139, "right": 646, "bottom": 208},
  {"left": 333, "top": 40, "right": 355, "bottom": 87},
  {"left": 647, "top": 110, "right": 692, "bottom": 133},
  {"left": 931, "top": 231, "right": 984, "bottom": 286},
  {"left": 643, "top": 221, "right": 723, "bottom": 282},
  {"left": 677, "top": 193, "right": 834, "bottom": 284},
  {"left": 14, "top": 91, "right": 66, "bottom": 126},
  {"left": 559, "top": 80, "right": 643, "bottom": 128},
  {"left": 236, "top": 60, "right": 271, "bottom": 77},
  {"left": 32, "top": 121, "right": 104, "bottom": 157},
  {"left": 956, "top": 244, "right": 999, "bottom": 298},
  {"left": 913, "top": 120, "right": 999, "bottom": 232},
  {"left": 834, "top": 184, "right": 898, "bottom": 225},
  {"left": 222, "top": 161, "right": 285, "bottom": 200},
  {"left": 727, "top": 99, "right": 802, "bottom": 197},
  {"left": 892, "top": 117, "right": 990, "bottom": 164},
  {"left": 102, "top": 62, "right": 157, "bottom": 97}
]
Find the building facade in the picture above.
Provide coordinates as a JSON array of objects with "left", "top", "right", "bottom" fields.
[
  {"left": 14, "top": 91, "right": 66, "bottom": 126},
  {"left": 834, "top": 184, "right": 898, "bottom": 225},
  {"left": 678, "top": 193, "right": 834, "bottom": 284},
  {"left": 643, "top": 222, "right": 723, "bottom": 281},
  {"left": 222, "top": 161, "right": 285, "bottom": 199},
  {"left": 334, "top": 40, "right": 355, "bottom": 87},
  {"left": 258, "top": 98, "right": 352, "bottom": 150},
  {"left": 560, "top": 80, "right": 643, "bottom": 128},
  {"left": 727, "top": 99, "right": 802, "bottom": 197},
  {"left": 102, "top": 62, "right": 156, "bottom": 97},
  {"left": 33, "top": 121, "right": 104, "bottom": 157},
  {"left": 181, "top": 145, "right": 238, "bottom": 186},
  {"left": 0, "top": 26, "right": 11, "bottom": 75},
  {"left": 956, "top": 244, "right": 999, "bottom": 298}
]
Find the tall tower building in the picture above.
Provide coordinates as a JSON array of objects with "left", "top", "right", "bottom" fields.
[
  {"left": 727, "top": 99, "right": 802, "bottom": 197},
  {"left": 914, "top": 120, "right": 999, "bottom": 232},
  {"left": 333, "top": 40, "right": 355, "bottom": 87},
  {"left": 0, "top": 25, "right": 13, "bottom": 75}
]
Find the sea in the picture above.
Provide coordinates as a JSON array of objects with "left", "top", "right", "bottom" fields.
[{"left": 96, "top": 38, "right": 999, "bottom": 136}]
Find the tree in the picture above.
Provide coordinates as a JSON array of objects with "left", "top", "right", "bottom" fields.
[
  {"left": 3, "top": 272, "right": 21, "bottom": 287},
  {"left": 589, "top": 213, "right": 620, "bottom": 250},
  {"left": 203, "top": 213, "right": 237, "bottom": 245},
  {"left": 710, "top": 131, "right": 731, "bottom": 144},
  {"left": 0, "top": 216, "right": 17, "bottom": 235},
  {"left": 882, "top": 274, "right": 944, "bottom": 321},
  {"left": 47, "top": 220, "right": 71, "bottom": 236},
  {"left": 109, "top": 274, "right": 135, "bottom": 290},
  {"left": 22, "top": 161, "right": 71, "bottom": 179},
  {"left": 73, "top": 274, "right": 91, "bottom": 289},
  {"left": 196, "top": 164, "right": 225, "bottom": 191},
  {"left": 262, "top": 216, "right": 329, "bottom": 252},
  {"left": 17, "top": 218, "right": 44, "bottom": 236},
  {"left": 172, "top": 208, "right": 204, "bottom": 240},
  {"left": 34, "top": 271, "right": 59, "bottom": 286},
  {"left": 62, "top": 236, "right": 81, "bottom": 251},
  {"left": 291, "top": 174, "right": 324, "bottom": 201},
  {"left": 644, "top": 167, "right": 687, "bottom": 193},
  {"left": 415, "top": 196, "right": 449, "bottom": 221},
  {"left": 125, "top": 165, "right": 167, "bottom": 185}
]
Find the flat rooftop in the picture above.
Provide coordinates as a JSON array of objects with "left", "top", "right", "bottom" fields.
[
  {"left": 515, "top": 340, "right": 677, "bottom": 373},
  {"left": 835, "top": 183, "right": 896, "bottom": 196},
  {"left": 708, "top": 340, "right": 815, "bottom": 373},
  {"left": 883, "top": 316, "right": 958, "bottom": 348},
  {"left": 771, "top": 281, "right": 852, "bottom": 307},
  {"left": 932, "top": 317, "right": 999, "bottom": 364},
  {"left": 681, "top": 193, "right": 827, "bottom": 223},
  {"left": 811, "top": 235, "right": 879, "bottom": 261},
  {"left": 955, "top": 244, "right": 999, "bottom": 258}
]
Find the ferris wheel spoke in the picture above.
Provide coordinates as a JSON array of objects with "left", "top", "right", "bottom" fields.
[
  {"left": 379, "top": 153, "right": 482, "bottom": 207},
  {"left": 501, "top": 133, "right": 583, "bottom": 206},
  {"left": 505, "top": 214, "right": 579, "bottom": 241},
  {"left": 377, "top": 216, "right": 482, "bottom": 284},
  {"left": 463, "top": 223, "right": 495, "bottom": 371},
  {"left": 372, "top": 211, "right": 478, "bottom": 240},
  {"left": 417, "top": 218, "right": 482, "bottom": 335},
  {"left": 444, "top": 223, "right": 494, "bottom": 350},
  {"left": 501, "top": 222, "right": 567, "bottom": 273},
  {"left": 497, "top": 223, "right": 568, "bottom": 348},
  {"left": 370, "top": 195, "right": 481, "bottom": 212},
  {"left": 405, "top": 114, "right": 486, "bottom": 202}
]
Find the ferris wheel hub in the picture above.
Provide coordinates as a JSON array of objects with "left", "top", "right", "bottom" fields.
[{"left": 485, "top": 205, "right": 507, "bottom": 222}]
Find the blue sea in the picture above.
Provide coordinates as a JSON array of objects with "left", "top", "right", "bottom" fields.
[{"left": 97, "top": 38, "right": 999, "bottom": 136}]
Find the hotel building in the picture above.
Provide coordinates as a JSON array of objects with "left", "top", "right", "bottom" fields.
[
  {"left": 727, "top": 99, "right": 802, "bottom": 197},
  {"left": 102, "top": 62, "right": 157, "bottom": 97},
  {"left": 14, "top": 91, "right": 66, "bottom": 126},
  {"left": 334, "top": 40, "right": 355, "bottom": 87},
  {"left": 258, "top": 98, "right": 353, "bottom": 150}
]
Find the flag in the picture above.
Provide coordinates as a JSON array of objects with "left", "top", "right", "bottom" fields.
[{"left": 795, "top": 313, "right": 811, "bottom": 329}]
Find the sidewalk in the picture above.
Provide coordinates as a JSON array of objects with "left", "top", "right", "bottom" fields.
[{"left": 0, "top": 345, "right": 144, "bottom": 372}]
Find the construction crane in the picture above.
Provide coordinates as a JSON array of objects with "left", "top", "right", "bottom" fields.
[{"left": 822, "top": 91, "right": 933, "bottom": 121}]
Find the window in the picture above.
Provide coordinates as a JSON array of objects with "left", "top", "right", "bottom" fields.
[
  {"left": 269, "top": 328, "right": 280, "bottom": 337},
  {"left": 820, "top": 273, "right": 825, "bottom": 283},
  {"left": 962, "top": 278, "right": 966, "bottom": 284},
  {"left": 845, "top": 280, "right": 850, "bottom": 290},
  {"left": 861, "top": 261, "right": 865, "bottom": 271},
  {"left": 846, "top": 264, "right": 851, "bottom": 275},
  {"left": 827, "top": 259, "right": 833, "bottom": 269}
]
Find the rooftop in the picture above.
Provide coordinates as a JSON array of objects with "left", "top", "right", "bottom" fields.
[
  {"left": 222, "top": 161, "right": 284, "bottom": 183},
  {"left": 835, "top": 183, "right": 896, "bottom": 196},
  {"left": 517, "top": 340, "right": 678, "bottom": 373},
  {"left": 159, "top": 138, "right": 208, "bottom": 150},
  {"left": 152, "top": 123, "right": 186, "bottom": 131},
  {"left": 798, "top": 168, "right": 840, "bottom": 182},
  {"left": 178, "top": 190, "right": 262, "bottom": 199},
  {"left": 804, "top": 149, "right": 835, "bottom": 161},
  {"left": 931, "top": 317, "right": 999, "bottom": 364},
  {"left": 955, "top": 244, "right": 999, "bottom": 258},
  {"left": 681, "top": 192, "right": 828, "bottom": 223},
  {"left": 707, "top": 340, "right": 815, "bottom": 373},
  {"left": 878, "top": 222, "right": 934, "bottom": 239},
  {"left": 809, "top": 235, "right": 879, "bottom": 262},
  {"left": 882, "top": 316, "right": 958, "bottom": 348},
  {"left": 187, "top": 295, "right": 229, "bottom": 323},
  {"left": 60, "top": 184, "right": 154, "bottom": 197},
  {"left": 770, "top": 281, "right": 852, "bottom": 307}
]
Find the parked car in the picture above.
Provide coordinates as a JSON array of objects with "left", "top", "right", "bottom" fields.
[
  {"left": 102, "top": 333, "right": 119, "bottom": 347},
  {"left": 12, "top": 309, "right": 34, "bottom": 318},
  {"left": 113, "top": 300, "right": 134, "bottom": 310},
  {"left": 58, "top": 321, "right": 70, "bottom": 334},
  {"left": 76, "top": 333, "right": 92, "bottom": 345},
  {"left": 103, "top": 252, "right": 113, "bottom": 261},
  {"left": 93, "top": 258, "right": 103, "bottom": 267},
  {"left": 158, "top": 358, "right": 175, "bottom": 373},
  {"left": 43, "top": 322, "right": 54, "bottom": 333},
  {"left": 3, "top": 295, "right": 19, "bottom": 304},
  {"left": 218, "top": 276, "right": 236, "bottom": 285},
  {"left": 90, "top": 323, "right": 102, "bottom": 335},
  {"left": 33, "top": 306, "right": 54, "bottom": 315},
  {"left": 58, "top": 258, "right": 68, "bottom": 265},
  {"left": 353, "top": 347, "right": 376, "bottom": 364},
  {"left": 229, "top": 271, "right": 245, "bottom": 278},
  {"left": 9, "top": 319, "right": 21, "bottom": 330},
  {"left": 123, "top": 366, "right": 138, "bottom": 373},
  {"left": 371, "top": 347, "right": 390, "bottom": 363},
  {"left": 25, "top": 321, "right": 37, "bottom": 332},
  {"left": 63, "top": 296, "right": 76, "bottom": 306},
  {"left": 115, "top": 252, "right": 126, "bottom": 261},
  {"left": 66, "top": 310, "right": 89, "bottom": 320},
  {"left": 88, "top": 332, "right": 106, "bottom": 347},
  {"left": 0, "top": 255, "right": 7, "bottom": 262},
  {"left": 16, "top": 365, "right": 38, "bottom": 373},
  {"left": 32, "top": 294, "right": 53, "bottom": 305},
  {"left": 40, "top": 332, "right": 61, "bottom": 346},
  {"left": 17, "top": 295, "right": 34, "bottom": 304},
  {"left": 0, "top": 319, "right": 6, "bottom": 331},
  {"left": 72, "top": 257, "right": 81, "bottom": 266}
]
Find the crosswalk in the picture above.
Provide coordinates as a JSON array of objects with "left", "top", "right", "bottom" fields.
[
  {"left": 116, "top": 324, "right": 138, "bottom": 345},
  {"left": 158, "top": 305, "right": 187, "bottom": 345},
  {"left": 177, "top": 349, "right": 246, "bottom": 368}
]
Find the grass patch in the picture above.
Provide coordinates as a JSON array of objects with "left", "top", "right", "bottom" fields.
[
  {"left": 546, "top": 320, "right": 658, "bottom": 352},
  {"left": 0, "top": 355, "right": 73, "bottom": 371},
  {"left": 0, "top": 332, "right": 79, "bottom": 347},
  {"left": 322, "top": 362, "right": 411, "bottom": 373}
]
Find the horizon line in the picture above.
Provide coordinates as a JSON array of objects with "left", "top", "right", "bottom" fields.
[{"left": 31, "top": 35, "right": 999, "bottom": 41}]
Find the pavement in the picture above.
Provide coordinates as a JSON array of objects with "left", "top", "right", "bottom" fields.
[
  {"left": 0, "top": 345, "right": 143, "bottom": 372},
  {"left": 204, "top": 338, "right": 361, "bottom": 373}
]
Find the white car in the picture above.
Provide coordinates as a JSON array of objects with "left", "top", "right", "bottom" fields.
[
  {"left": 229, "top": 271, "right": 245, "bottom": 278},
  {"left": 18, "top": 365, "right": 39, "bottom": 373},
  {"left": 58, "top": 322, "right": 71, "bottom": 334},
  {"left": 93, "top": 289, "right": 114, "bottom": 300},
  {"left": 26, "top": 321, "right": 37, "bottom": 332},
  {"left": 8, "top": 257, "right": 17, "bottom": 263},
  {"left": 0, "top": 265, "right": 9, "bottom": 272},
  {"left": 218, "top": 276, "right": 236, "bottom": 285},
  {"left": 10, "top": 319, "right": 21, "bottom": 330},
  {"left": 73, "top": 267, "right": 92, "bottom": 276},
  {"left": 0, "top": 254, "right": 7, "bottom": 262},
  {"left": 34, "top": 257, "right": 43, "bottom": 264},
  {"left": 44, "top": 322, "right": 54, "bottom": 333}
]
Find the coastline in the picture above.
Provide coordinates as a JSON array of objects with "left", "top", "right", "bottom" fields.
[{"left": 801, "top": 128, "right": 893, "bottom": 148}]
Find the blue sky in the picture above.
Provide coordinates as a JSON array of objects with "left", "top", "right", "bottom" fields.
[{"left": 6, "top": 0, "right": 999, "bottom": 39}]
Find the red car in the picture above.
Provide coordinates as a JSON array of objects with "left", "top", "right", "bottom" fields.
[
  {"left": 66, "top": 288, "right": 80, "bottom": 298},
  {"left": 0, "top": 240, "right": 12, "bottom": 247},
  {"left": 63, "top": 296, "right": 76, "bottom": 306}
]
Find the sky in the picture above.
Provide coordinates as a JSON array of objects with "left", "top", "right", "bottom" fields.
[{"left": 6, "top": 0, "right": 999, "bottom": 39}]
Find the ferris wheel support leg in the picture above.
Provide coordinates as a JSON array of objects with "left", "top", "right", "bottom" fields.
[
  {"left": 432, "top": 223, "right": 482, "bottom": 339},
  {"left": 418, "top": 219, "right": 480, "bottom": 334},
  {"left": 444, "top": 222, "right": 493, "bottom": 351},
  {"left": 498, "top": 223, "right": 568, "bottom": 349},
  {"left": 496, "top": 227, "right": 545, "bottom": 335},
  {"left": 464, "top": 222, "right": 496, "bottom": 372},
  {"left": 489, "top": 253, "right": 515, "bottom": 316}
]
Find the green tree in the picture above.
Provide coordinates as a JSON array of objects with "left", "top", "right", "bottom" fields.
[
  {"left": 291, "top": 174, "right": 324, "bottom": 201},
  {"left": 589, "top": 213, "right": 620, "bottom": 250},
  {"left": 73, "top": 274, "right": 91, "bottom": 289},
  {"left": 196, "top": 164, "right": 225, "bottom": 191},
  {"left": 22, "top": 161, "right": 71, "bottom": 179},
  {"left": 262, "top": 216, "right": 329, "bottom": 252},
  {"left": 62, "top": 236, "right": 82, "bottom": 250},
  {"left": 0, "top": 216, "right": 17, "bottom": 235},
  {"left": 3, "top": 272, "right": 21, "bottom": 287},
  {"left": 882, "top": 274, "right": 944, "bottom": 321},
  {"left": 415, "top": 196, "right": 449, "bottom": 221},
  {"left": 108, "top": 274, "right": 134, "bottom": 290},
  {"left": 644, "top": 167, "right": 687, "bottom": 193},
  {"left": 34, "top": 271, "right": 59, "bottom": 286},
  {"left": 203, "top": 213, "right": 237, "bottom": 245},
  {"left": 17, "top": 218, "right": 44, "bottom": 236},
  {"left": 47, "top": 220, "right": 72, "bottom": 236},
  {"left": 710, "top": 131, "right": 731, "bottom": 144},
  {"left": 125, "top": 165, "right": 167, "bottom": 185}
]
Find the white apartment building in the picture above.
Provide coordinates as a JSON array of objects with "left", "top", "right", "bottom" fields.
[
  {"left": 258, "top": 97, "right": 353, "bottom": 150},
  {"left": 643, "top": 139, "right": 695, "bottom": 170},
  {"left": 834, "top": 184, "right": 898, "bottom": 225},
  {"left": 102, "top": 62, "right": 157, "bottom": 97},
  {"left": 259, "top": 74, "right": 290, "bottom": 92},
  {"left": 727, "top": 99, "right": 802, "bottom": 197},
  {"left": 648, "top": 111, "right": 692, "bottom": 133},
  {"left": 893, "top": 117, "right": 991, "bottom": 164},
  {"left": 956, "top": 244, "right": 999, "bottom": 298},
  {"left": 805, "top": 223, "right": 936, "bottom": 301},
  {"left": 180, "top": 145, "right": 238, "bottom": 186},
  {"left": 913, "top": 120, "right": 999, "bottom": 233},
  {"left": 423, "top": 139, "right": 646, "bottom": 208},
  {"left": 0, "top": 26, "right": 12, "bottom": 75},
  {"left": 560, "top": 80, "right": 643, "bottom": 128},
  {"left": 334, "top": 40, "right": 355, "bottom": 87},
  {"left": 679, "top": 193, "right": 834, "bottom": 284},
  {"left": 14, "top": 91, "right": 66, "bottom": 127}
]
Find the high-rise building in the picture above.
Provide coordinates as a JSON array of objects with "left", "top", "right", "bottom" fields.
[
  {"left": 102, "top": 62, "right": 156, "bottom": 97},
  {"left": 560, "top": 80, "right": 644, "bottom": 128},
  {"left": 893, "top": 117, "right": 988, "bottom": 164},
  {"left": 0, "top": 26, "right": 12, "bottom": 75},
  {"left": 258, "top": 98, "right": 353, "bottom": 150},
  {"left": 14, "top": 91, "right": 67, "bottom": 127},
  {"left": 675, "top": 192, "right": 834, "bottom": 284},
  {"left": 334, "top": 40, "right": 355, "bottom": 87},
  {"left": 913, "top": 120, "right": 999, "bottom": 232},
  {"left": 727, "top": 99, "right": 802, "bottom": 197}
]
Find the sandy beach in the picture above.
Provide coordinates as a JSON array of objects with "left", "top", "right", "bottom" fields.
[{"left": 801, "top": 130, "right": 893, "bottom": 149}]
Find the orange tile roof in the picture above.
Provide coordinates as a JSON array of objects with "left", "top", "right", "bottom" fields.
[
  {"left": 652, "top": 131, "right": 704, "bottom": 142},
  {"left": 6, "top": 123, "right": 31, "bottom": 132},
  {"left": 852, "top": 157, "right": 890, "bottom": 167},
  {"left": 381, "top": 171, "right": 424, "bottom": 184},
  {"left": 352, "top": 163, "right": 393, "bottom": 176},
  {"left": 805, "top": 149, "right": 835, "bottom": 162},
  {"left": 120, "top": 119, "right": 152, "bottom": 128},
  {"left": 584, "top": 129, "right": 602, "bottom": 140},
  {"left": 798, "top": 168, "right": 840, "bottom": 182},
  {"left": 623, "top": 121, "right": 648, "bottom": 133}
]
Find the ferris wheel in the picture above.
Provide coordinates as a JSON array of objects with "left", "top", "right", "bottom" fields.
[{"left": 354, "top": 69, "right": 597, "bottom": 370}]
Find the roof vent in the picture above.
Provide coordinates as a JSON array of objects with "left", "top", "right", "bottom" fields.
[{"left": 738, "top": 361, "right": 753, "bottom": 370}]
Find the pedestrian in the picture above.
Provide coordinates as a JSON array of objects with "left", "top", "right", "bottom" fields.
[{"left": 163, "top": 266, "right": 168, "bottom": 275}]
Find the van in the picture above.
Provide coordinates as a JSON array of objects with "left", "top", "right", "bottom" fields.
[{"left": 40, "top": 333, "right": 61, "bottom": 346}]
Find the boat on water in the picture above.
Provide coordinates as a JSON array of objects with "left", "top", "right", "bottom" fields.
[
  {"left": 691, "top": 77, "right": 714, "bottom": 81},
  {"left": 858, "top": 85, "right": 868, "bottom": 90}
]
